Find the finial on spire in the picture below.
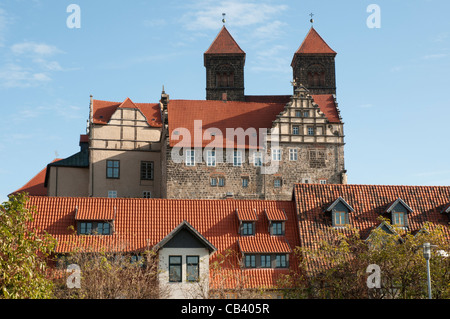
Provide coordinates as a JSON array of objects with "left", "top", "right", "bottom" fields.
[
  {"left": 222, "top": 13, "right": 226, "bottom": 25},
  {"left": 309, "top": 13, "right": 314, "bottom": 25}
]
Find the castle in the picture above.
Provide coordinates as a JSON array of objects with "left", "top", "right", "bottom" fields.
[{"left": 18, "top": 26, "right": 346, "bottom": 201}]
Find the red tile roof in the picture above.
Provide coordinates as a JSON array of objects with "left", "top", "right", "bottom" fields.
[
  {"left": 265, "top": 208, "right": 288, "bottom": 221},
  {"left": 311, "top": 94, "right": 341, "bottom": 123},
  {"left": 236, "top": 208, "right": 258, "bottom": 221},
  {"left": 204, "top": 26, "right": 245, "bottom": 55},
  {"left": 293, "top": 183, "right": 450, "bottom": 274},
  {"left": 92, "top": 98, "right": 162, "bottom": 127},
  {"left": 27, "top": 197, "right": 300, "bottom": 289},
  {"left": 293, "top": 27, "right": 336, "bottom": 56},
  {"left": 10, "top": 159, "right": 62, "bottom": 197}
]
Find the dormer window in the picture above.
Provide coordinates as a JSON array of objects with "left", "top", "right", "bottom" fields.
[
  {"left": 386, "top": 198, "right": 412, "bottom": 228},
  {"left": 325, "top": 197, "right": 355, "bottom": 228},
  {"left": 242, "top": 222, "right": 254, "bottom": 236},
  {"left": 236, "top": 208, "right": 258, "bottom": 236},
  {"left": 75, "top": 206, "right": 115, "bottom": 236},
  {"left": 79, "top": 221, "right": 112, "bottom": 235},
  {"left": 265, "top": 208, "right": 287, "bottom": 236}
]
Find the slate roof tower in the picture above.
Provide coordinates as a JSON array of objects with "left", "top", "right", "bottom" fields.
[{"left": 204, "top": 26, "right": 246, "bottom": 101}]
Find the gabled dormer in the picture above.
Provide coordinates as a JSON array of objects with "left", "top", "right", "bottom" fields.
[
  {"left": 264, "top": 208, "right": 287, "bottom": 236},
  {"left": 236, "top": 208, "right": 258, "bottom": 236},
  {"left": 366, "top": 220, "right": 404, "bottom": 245},
  {"left": 74, "top": 205, "right": 115, "bottom": 235},
  {"left": 385, "top": 198, "right": 413, "bottom": 229},
  {"left": 325, "top": 197, "right": 355, "bottom": 227}
]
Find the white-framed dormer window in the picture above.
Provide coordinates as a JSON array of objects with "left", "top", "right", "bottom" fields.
[
  {"left": 253, "top": 152, "right": 263, "bottom": 167},
  {"left": 272, "top": 148, "right": 281, "bottom": 161},
  {"left": 185, "top": 149, "right": 195, "bottom": 166},
  {"left": 206, "top": 150, "right": 216, "bottom": 167},
  {"left": 233, "top": 150, "right": 242, "bottom": 167},
  {"left": 108, "top": 190, "right": 117, "bottom": 198},
  {"left": 289, "top": 149, "right": 298, "bottom": 161}
]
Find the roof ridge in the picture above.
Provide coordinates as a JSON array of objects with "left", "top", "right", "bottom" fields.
[{"left": 204, "top": 26, "right": 245, "bottom": 55}]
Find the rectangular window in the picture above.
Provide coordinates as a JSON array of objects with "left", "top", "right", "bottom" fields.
[
  {"left": 206, "top": 150, "right": 216, "bottom": 167},
  {"left": 242, "top": 177, "right": 249, "bottom": 188},
  {"left": 319, "top": 179, "right": 327, "bottom": 185},
  {"left": 80, "top": 222, "right": 92, "bottom": 235},
  {"left": 304, "top": 111, "right": 309, "bottom": 117},
  {"left": 289, "top": 149, "right": 298, "bottom": 161},
  {"left": 272, "top": 222, "right": 283, "bottom": 235},
  {"left": 292, "top": 125, "right": 299, "bottom": 135},
  {"left": 245, "top": 255, "right": 256, "bottom": 268},
  {"left": 253, "top": 152, "right": 262, "bottom": 167},
  {"left": 295, "top": 110, "right": 301, "bottom": 117},
  {"left": 393, "top": 212, "right": 405, "bottom": 226},
  {"left": 272, "top": 148, "right": 281, "bottom": 161},
  {"left": 276, "top": 255, "right": 287, "bottom": 268},
  {"left": 185, "top": 150, "right": 195, "bottom": 166},
  {"left": 210, "top": 177, "right": 217, "bottom": 187},
  {"left": 233, "top": 150, "right": 242, "bottom": 167},
  {"left": 143, "top": 191, "right": 152, "bottom": 198},
  {"left": 169, "top": 256, "right": 182, "bottom": 282},
  {"left": 307, "top": 127, "right": 314, "bottom": 136},
  {"left": 97, "top": 222, "right": 110, "bottom": 235},
  {"left": 108, "top": 190, "right": 117, "bottom": 198},
  {"left": 140, "top": 161, "right": 154, "bottom": 180},
  {"left": 261, "top": 255, "right": 271, "bottom": 268},
  {"left": 274, "top": 179, "right": 282, "bottom": 188},
  {"left": 242, "top": 222, "right": 254, "bottom": 236},
  {"left": 334, "top": 211, "right": 347, "bottom": 226},
  {"left": 106, "top": 160, "right": 120, "bottom": 179},
  {"left": 186, "top": 256, "right": 199, "bottom": 282},
  {"left": 218, "top": 177, "right": 225, "bottom": 187}
]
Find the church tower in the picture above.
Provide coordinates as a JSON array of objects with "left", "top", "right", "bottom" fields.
[
  {"left": 204, "top": 26, "right": 246, "bottom": 101},
  {"left": 291, "top": 27, "right": 337, "bottom": 95}
]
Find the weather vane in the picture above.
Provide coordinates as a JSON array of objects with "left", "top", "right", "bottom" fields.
[
  {"left": 222, "top": 13, "right": 226, "bottom": 25},
  {"left": 309, "top": 13, "right": 314, "bottom": 25}
]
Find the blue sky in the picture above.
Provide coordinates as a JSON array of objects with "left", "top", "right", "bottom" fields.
[{"left": 1, "top": 0, "right": 450, "bottom": 202}]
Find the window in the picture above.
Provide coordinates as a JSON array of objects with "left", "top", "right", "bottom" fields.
[
  {"left": 186, "top": 256, "right": 199, "bottom": 282},
  {"left": 242, "top": 177, "right": 249, "bottom": 188},
  {"left": 274, "top": 179, "right": 282, "bottom": 188},
  {"left": 169, "top": 256, "right": 182, "bottom": 282},
  {"left": 143, "top": 191, "right": 152, "bottom": 198},
  {"left": 108, "top": 190, "right": 117, "bottom": 198},
  {"left": 303, "top": 111, "right": 309, "bottom": 117},
  {"left": 319, "top": 179, "right": 327, "bottom": 185},
  {"left": 185, "top": 150, "right": 195, "bottom": 166},
  {"left": 292, "top": 125, "right": 299, "bottom": 135},
  {"left": 242, "top": 222, "right": 254, "bottom": 236},
  {"left": 253, "top": 152, "right": 262, "bottom": 167},
  {"left": 218, "top": 177, "right": 225, "bottom": 187},
  {"left": 295, "top": 110, "right": 302, "bottom": 117},
  {"left": 80, "top": 222, "right": 92, "bottom": 235},
  {"left": 289, "top": 149, "right": 298, "bottom": 161},
  {"left": 140, "top": 161, "right": 154, "bottom": 180},
  {"left": 275, "top": 255, "right": 287, "bottom": 268},
  {"left": 261, "top": 255, "right": 271, "bottom": 268},
  {"left": 272, "top": 148, "right": 281, "bottom": 161},
  {"left": 393, "top": 212, "right": 406, "bottom": 227},
  {"left": 97, "top": 222, "right": 110, "bottom": 235},
  {"left": 106, "top": 160, "right": 120, "bottom": 178},
  {"left": 210, "top": 177, "right": 217, "bottom": 187},
  {"left": 307, "top": 127, "right": 314, "bottom": 136},
  {"left": 272, "top": 222, "right": 283, "bottom": 235},
  {"left": 333, "top": 211, "right": 347, "bottom": 226},
  {"left": 206, "top": 150, "right": 216, "bottom": 167},
  {"left": 245, "top": 255, "right": 256, "bottom": 268},
  {"left": 233, "top": 150, "right": 242, "bottom": 166}
]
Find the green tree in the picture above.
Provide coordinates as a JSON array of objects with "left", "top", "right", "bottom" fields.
[{"left": 0, "top": 193, "right": 56, "bottom": 298}]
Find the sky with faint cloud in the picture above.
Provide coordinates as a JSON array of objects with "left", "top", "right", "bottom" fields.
[{"left": 1, "top": 0, "right": 450, "bottom": 202}]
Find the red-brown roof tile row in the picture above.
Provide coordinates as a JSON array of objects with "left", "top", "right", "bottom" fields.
[
  {"left": 204, "top": 26, "right": 245, "bottom": 56},
  {"left": 27, "top": 196, "right": 299, "bottom": 289}
]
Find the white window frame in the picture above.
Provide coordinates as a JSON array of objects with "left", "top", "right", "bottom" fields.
[
  {"left": 272, "top": 148, "right": 281, "bottom": 161},
  {"left": 307, "top": 127, "right": 314, "bottom": 136},
  {"left": 292, "top": 125, "right": 299, "bottom": 135},
  {"left": 253, "top": 152, "right": 263, "bottom": 167},
  {"left": 206, "top": 150, "right": 216, "bottom": 167},
  {"left": 233, "top": 150, "right": 243, "bottom": 167},
  {"left": 289, "top": 149, "right": 298, "bottom": 161},
  {"left": 319, "top": 179, "right": 327, "bottom": 185},
  {"left": 185, "top": 149, "right": 195, "bottom": 166},
  {"left": 108, "top": 190, "right": 117, "bottom": 198}
]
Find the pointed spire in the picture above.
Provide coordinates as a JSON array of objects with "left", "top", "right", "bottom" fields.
[
  {"left": 204, "top": 26, "right": 245, "bottom": 55},
  {"left": 294, "top": 27, "right": 336, "bottom": 55}
]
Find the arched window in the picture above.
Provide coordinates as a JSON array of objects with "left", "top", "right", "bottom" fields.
[
  {"left": 215, "top": 64, "right": 234, "bottom": 88},
  {"left": 306, "top": 64, "right": 325, "bottom": 87}
]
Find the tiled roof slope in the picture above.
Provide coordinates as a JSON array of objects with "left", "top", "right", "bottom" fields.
[
  {"left": 293, "top": 27, "right": 336, "bottom": 56},
  {"left": 92, "top": 98, "right": 162, "bottom": 127},
  {"left": 293, "top": 183, "right": 450, "bottom": 274},
  {"left": 204, "top": 26, "right": 245, "bottom": 55},
  {"left": 10, "top": 159, "right": 62, "bottom": 196},
  {"left": 27, "top": 197, "right": 300, "bottom": 289}
]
